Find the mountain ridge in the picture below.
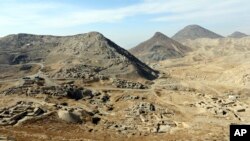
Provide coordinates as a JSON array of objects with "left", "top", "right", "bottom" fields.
[{"left": 0, "top": 32, "right": 159, "bottom": 80}]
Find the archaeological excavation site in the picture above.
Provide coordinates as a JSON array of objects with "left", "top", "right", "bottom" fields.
[{"left": 0, "top": 1, "right": 250, "bottom": 140}]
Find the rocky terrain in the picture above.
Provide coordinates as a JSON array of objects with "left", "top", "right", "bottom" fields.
[
  {"left": 172, "top": 24, "right": 224, "bottom": 42},
  {"left": 0, "top": 33, "right": 61, "bottom": 64},
  {"left": 130, "top": 32, "right": 192, "bottom": 62},
  {"left": 0, "top": 29, "right": 250, "bottom": 141},
  {"left": 0, "top": 32, "right": 158, "bottom": 81},
  {"left": 182, "top": 36, "right": 250, "bottom": 57}
]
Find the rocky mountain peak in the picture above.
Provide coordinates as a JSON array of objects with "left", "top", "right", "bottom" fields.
[
  {"left": 130, "top": 32, "right": 192, "bottom": 62},
  {"left": 172, "top": 24, "right": 223, "bottom": 42},
  {"left": 184, "top": 24, "right": 202, "bottom": 29},
  {"left": 85, "top": 31, "right": 104, "bottom": 38},
  {"left": 152, "top": 32, "right": 171, "bottom": 40}
]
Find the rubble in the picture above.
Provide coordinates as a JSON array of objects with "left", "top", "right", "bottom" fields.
[
  {"left": 112, "top": 79, "right": 148, "bottom": 89},
  {"left": 195, "top": 95, "right": 247, "bottom": 120},
  {"left": 53, "top": 64, "right": 109, "bottom": 81},
  {"left": 163, "top": 84, "right": 196, "bottom": 92},
  {"left": 0, "top": 101, "right": 47, "bottom": 126},
  {"left": 115, "top": 95, "right": 145, "bottom": 102},
  {"left": 2, "top": 84, "right": 95, "bottom": 100},
  {"left": 104, "top": 102, "right": 176, "bottom": 134},
  {"left": 22, "top": 76, "right": 45, "bottom": 86}
]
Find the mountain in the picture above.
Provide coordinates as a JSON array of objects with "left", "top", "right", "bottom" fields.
[
  {"left": 0, "top": 33, "right": 61, "bottom": 64},
  {"left": 0, "top": 32, "right": 158, "bottom": 80},
  {"left": 228, "top": 31, "right": 248, "bottom": 38},
  {"left": 172, "top": 24, "right": 223, "bottom": 42},
  {"left": 129, "top": 32, "right": 192, "bottom": 62}
]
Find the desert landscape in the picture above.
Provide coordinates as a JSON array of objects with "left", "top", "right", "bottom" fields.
[{"left": 0, "top": 24, "right": 249, "bottom": 141}]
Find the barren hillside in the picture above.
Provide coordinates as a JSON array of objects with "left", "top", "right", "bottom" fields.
[
  {"left": 130, "top": 32, "right": 191, "bottom": 63},
  {"left": 0, "top": 32, "right": 250, "bottom": 141}
]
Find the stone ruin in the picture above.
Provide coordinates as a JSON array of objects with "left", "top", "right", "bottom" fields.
[
  {"left": 22, "top": 76, "right": 45, "bottom": 86},
  {"left": 112, "top": 79, "right": 148, "bottom": 89},
  {"left": 0, "top": 101, "right": 46, "bottom": 126},
  {"left": 2, "top": 84, "right": 95, "bottom": 100},
  {"left": 53, "top": 64, "right": 109, "bottom": 82},
  {"left": 0, "top": 97, "right": 178, "bottom": 135},
  {"left": 194, "top": 94, "right": 248, "bottom": 120},
  {"left": 104, "top": 102, "right": 176, "bottom": 135},
  {"left": 0, "top": 98, "right": 109, "bottom": 127}
]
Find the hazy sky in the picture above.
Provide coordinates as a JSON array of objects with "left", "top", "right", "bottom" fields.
[{"left": 0, "top": 0, "right": 250, "bottom": 48}]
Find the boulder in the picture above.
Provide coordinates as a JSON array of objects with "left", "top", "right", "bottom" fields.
[
  {"left": 57, "top": 110, "right": 82, "bottom": 123},
  {"left": 157, "top": 124, "right": 171, "bottom": 133}
]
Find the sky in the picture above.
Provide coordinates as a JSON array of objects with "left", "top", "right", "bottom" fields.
[{"left": 0, "top": 0, "right": 250, "bottom": 48}]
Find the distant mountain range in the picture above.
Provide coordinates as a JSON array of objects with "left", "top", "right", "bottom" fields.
[
  {"left": 129, "top": 32, "right": 192, "bottom": 62},
  {"left": 0, "top": 24, "right": 248, "bottom": 69}
]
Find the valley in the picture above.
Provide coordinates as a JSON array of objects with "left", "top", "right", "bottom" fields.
[{"left": 0, "top": 25, "right": 249, "bottom": 141}]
